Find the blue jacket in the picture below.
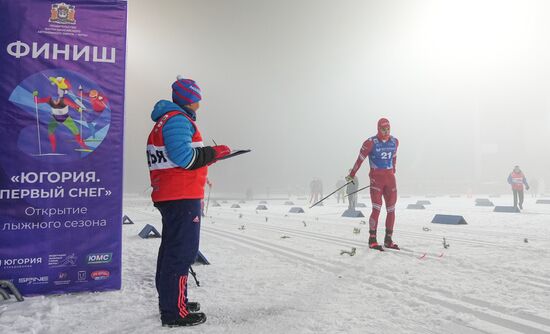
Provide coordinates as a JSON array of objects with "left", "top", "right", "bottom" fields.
[{"left": 151, "top": 100, "right": 197, "bottom": 168}]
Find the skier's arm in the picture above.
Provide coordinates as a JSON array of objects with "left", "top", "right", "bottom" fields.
[
  {"left": 163, "top": 116, "right": 230, "bottom": 169},
  {"left": 393, "top": 138, "right": 399, "bottom": 173},
  {"left": 523, "top": 176, "right": 530, "bottom": 190},
  {"left": 32, "top": 91, "right": 50, "bottom": 104},
  {"left": 64, "top": 97, "right": 82, "bottom": 111},
  {"left": 163, "top": 115, "right": 217, "bottom": 169},
  {"left": 507, "top": 174, "right": 513, "bottom": 185},
  {"left": 349, "top": 139, "right": 373, "bottom": 177}
]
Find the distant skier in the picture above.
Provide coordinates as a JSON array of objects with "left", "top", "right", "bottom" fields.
[
  {"left": 336, "top": 178, "right": 347, "bottom": 203},
  {"left": 309, "top": 178, "right": 323, "bottom": 204},
  {"left": 508, "top": 165, "right": 529, "bottom": 209},
  {"left": 347, "top": 118, "right": 399, "bottom": 251}
]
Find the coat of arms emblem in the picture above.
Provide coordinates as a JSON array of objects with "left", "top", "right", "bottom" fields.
[{"left": 49, "top": 2, "right": 76, "bottom": 25}]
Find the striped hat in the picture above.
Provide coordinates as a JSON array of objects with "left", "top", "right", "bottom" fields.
[{"left": 172, "top": 75, "right": 201, "bottom": 107}]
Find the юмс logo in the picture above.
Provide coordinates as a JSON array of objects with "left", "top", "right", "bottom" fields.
[{"left": 87, "top": 253, "right": 112, "bottom": 264}]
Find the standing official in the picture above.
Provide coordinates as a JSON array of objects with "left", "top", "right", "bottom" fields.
[{"left": 147, "top": 76, "right": 231, "bottom": 327}]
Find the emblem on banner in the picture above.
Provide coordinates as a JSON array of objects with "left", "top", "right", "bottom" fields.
[{"left": 49, "top": 2, "right": 76, "bottom": 25}]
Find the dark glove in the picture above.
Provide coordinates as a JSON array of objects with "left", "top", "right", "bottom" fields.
[
  {"left": 526, "top": 185, "right": 530, "bottom": 191},
  {"left": 213, "top": 145, "right": 231, "bottom": 160}
]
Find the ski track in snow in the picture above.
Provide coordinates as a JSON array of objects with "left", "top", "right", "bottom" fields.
[{"left": 0, "top": 195, "right": 549, "bottom": 334}]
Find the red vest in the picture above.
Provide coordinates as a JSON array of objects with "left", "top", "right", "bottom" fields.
[
  {"left": 510, "top": 172, "right": 525, "bottom": 191},
  {"left": 147, "top": 111, "right": 207, "bottom": 202}
]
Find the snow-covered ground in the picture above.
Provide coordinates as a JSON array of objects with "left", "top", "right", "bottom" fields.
[{"left": 1, "top": 194, "right": 550, "bottom": 334}]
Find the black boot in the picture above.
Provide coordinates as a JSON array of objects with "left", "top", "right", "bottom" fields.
[
  {"left": 384, "top": 231, "right": 399, "bottom": 250},
  {"left": 162, "top": 312, "right": 207, "bottom": 327},
  {"left": 159, "top": 301, "right": 200, "bottom": 314},
  {"left": 187, "top": 302, "right": 200, "bottom": 312},
  {"left": 368, "top": 230, "right": 383, "bottom": 251}
]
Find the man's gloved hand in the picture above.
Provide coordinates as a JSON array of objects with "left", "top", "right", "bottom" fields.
[
  {"left": 213, "top": 145, "right": 231, "bottom": 160},
  {"left": 32, "top": 90, "right": 38, "bottom": 97},
  {"left": 345, "top": 175, "right": 355, "bottom": 184},
  {"left": 526, "top": 185, "right": 530, "bottom": 191}
]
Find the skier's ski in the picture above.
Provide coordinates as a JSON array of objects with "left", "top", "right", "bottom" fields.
[{"left": 385, "top": 247, "right": 445, "bottom": 259}]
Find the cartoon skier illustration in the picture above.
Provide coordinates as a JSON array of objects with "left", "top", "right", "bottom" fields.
[{"left": 33, "top": 76, "right": 89, "bottom": 153}]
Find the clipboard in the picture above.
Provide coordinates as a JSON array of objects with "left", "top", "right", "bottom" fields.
[{"left": 217, "top": 149, "right": 251, "bottom": 160}]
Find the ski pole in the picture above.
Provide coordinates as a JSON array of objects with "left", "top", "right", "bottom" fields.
[
  {"left": 188, "top": 266, "right": 200, "bottom": 287},
  {"left": 310, "top": 181, "right": 353, "bottom": 208},
  {"left": 345, "top": 185, "right": 371, "bottom": 198},
  {"left": 204, "top": 183, "right": 212, "bottom": 216},
  {"left": 78, "top": 85, "right": 83, "bottom": 135},
  {"left": 33, "top": 90, "right": 42, "bottom": 155}
]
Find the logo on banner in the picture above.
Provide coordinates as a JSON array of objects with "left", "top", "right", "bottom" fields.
[
  {"left": 48, "top": 253, "right": 77, "bottom": 267},
  {"left": 77, "top": 271, "right": 87, "bottom": 282},
  {"left": 49, "top": 3, "right": 76, "bottom": 25},
  {"left": 0, "top": 257, "right": 42, "bottom": 269},
  {"left": 18, "top": 276, "right": 49, "bottom": 285},
  {"left": 54, "top": 272, "right": 71, "bottom": 285},
  {"left": 91, "top": 270, "right": 110, "bottom": 280},
  {"left": 87, "top": 253, "right": 112, "bottom": 264}
]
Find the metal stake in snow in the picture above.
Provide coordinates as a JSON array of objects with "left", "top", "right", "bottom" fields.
[
  {"left": 345, "top": 185, "right": 371, "bottom": 198},
  {"left": 443, "top": 237, "right": 450, "bottom": 249},
  {"left": 310, "top": 180, "right": 353, "bottom": 208},
  {"left": 33, "top": 90, "right": 42, "bottom": 155}
]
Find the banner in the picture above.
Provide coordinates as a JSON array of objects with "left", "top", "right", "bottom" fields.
[{"left": 0, "top": 0, "right": 127, "bottom": 295}]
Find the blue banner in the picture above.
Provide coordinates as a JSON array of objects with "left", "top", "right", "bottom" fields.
[{"left": 0, "top": 0, "right": 127, "bottom": 295}]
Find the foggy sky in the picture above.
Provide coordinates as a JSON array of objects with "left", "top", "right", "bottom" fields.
[{"left": 125, "top": 0, "right": 550, "bottom": 196}]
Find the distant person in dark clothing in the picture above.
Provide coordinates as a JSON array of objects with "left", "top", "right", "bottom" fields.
[
  {"left": 508, "top": 165, "right": 529, "bottom": 210},
  {"left": 309, "top": 178, "right": 323, "bottom": 204}
]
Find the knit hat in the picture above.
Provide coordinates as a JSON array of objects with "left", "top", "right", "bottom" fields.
[{"left": 172, "top": 75, "right": 201, "bottom": 107}]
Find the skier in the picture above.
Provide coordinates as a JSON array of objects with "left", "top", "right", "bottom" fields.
[
  {"left": 347, "top": 118, "right": 399, "bottom": 251},
  {"left": 336, "top": 178, "right": 347, "bottom": 203},
  {"left": 309, "top": 178, "right": 323, "bottom": 204},
  {"left": 507, "top": 165, "right": 529, "bottom": 209},
  {"left": 147, "top": 76, "right": 231, "bottom": 327},
  {"left": 33, "top": 77, "right": 89, "bottom": 152}
]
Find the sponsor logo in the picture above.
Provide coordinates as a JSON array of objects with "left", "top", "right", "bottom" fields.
[
  {"left": 91, "top": 270, "right": 110, "bottom": 280},
  {"left": 0, "top": 257, "right": 42, "bottom": 269},
  {"left": 54, "top": 272, "right": 71, "bottom": 285},
  {"left": 48, "top": 253, "right": 77, "bottom": 267},
  {"left": 193, "top": 216, "right": 200, "bottom": 223},
  {"left": 18, "top": 276, "right": 49, "bottom": 285},
  {"left": 87, "top": 253, "right": 112, "bottom": 265},
  {"left": 77, "top": 271, "right": 87, "bottom": 282},
  {"left": 49, "top": 2, "right": 76, "bottom": 25}
]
